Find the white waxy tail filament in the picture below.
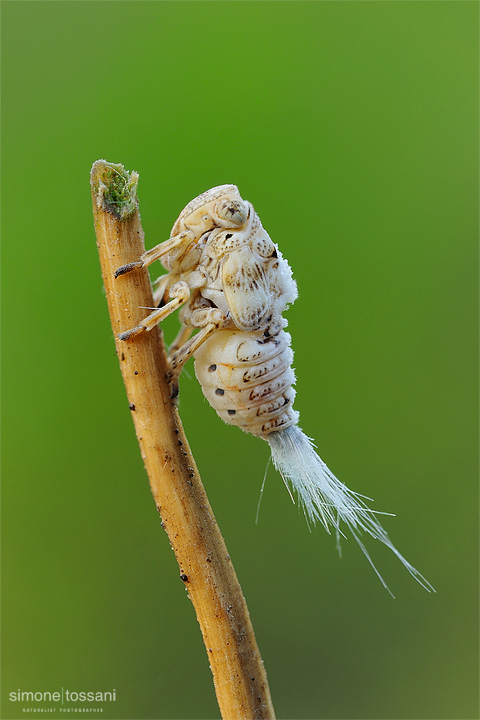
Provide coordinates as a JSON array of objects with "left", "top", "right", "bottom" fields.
[{"left": 268, "top": 425, "right": 435, "bottom": 596}]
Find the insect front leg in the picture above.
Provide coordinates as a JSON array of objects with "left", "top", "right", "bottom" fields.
[
  {"left": 119, "top": 281, "right": 190, "bottom": 341},
  {"left": 114, "top": 230, "right": 195, "bottom": 277}
]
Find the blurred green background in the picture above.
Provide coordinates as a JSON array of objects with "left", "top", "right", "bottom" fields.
[{"left": 2, "top": 2, "right": 478, "bottom": 719}]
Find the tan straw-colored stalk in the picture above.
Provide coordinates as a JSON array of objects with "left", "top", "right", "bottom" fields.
[{"left": 90, "top": 160, "right": 275, "bottom": 720}]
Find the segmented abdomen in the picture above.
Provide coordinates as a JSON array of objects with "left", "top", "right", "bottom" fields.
[{"left": 194, "top": 329, "right": 299, "bottom": 439}]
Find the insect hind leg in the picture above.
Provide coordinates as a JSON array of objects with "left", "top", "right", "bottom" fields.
[
  {"left": 168, "top": 324, "right": 193, "bottom": 357},
  {"left": 167, "top": 308, "right": 225, "bottom": 381}
]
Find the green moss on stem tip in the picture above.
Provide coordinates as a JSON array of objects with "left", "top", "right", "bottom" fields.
[{"left": 91, "top": 160, "right": 139, "bottom": 220}]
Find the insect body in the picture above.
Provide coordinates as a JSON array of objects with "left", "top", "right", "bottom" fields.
[{"left": 116, "top": 185, "right": 433, "bottom": 595}]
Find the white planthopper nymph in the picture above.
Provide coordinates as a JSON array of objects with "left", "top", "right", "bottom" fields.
[{"left": 115, "top": 184, "right": 434, "bottom": 595}]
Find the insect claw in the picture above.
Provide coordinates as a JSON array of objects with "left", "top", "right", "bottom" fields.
[
  {"left": 114, "top": 261, "right": 143, "bottom": 278},
  {"left": 118, "top": 324, "right": 146, "bottom": 341},
  {"left": 168, "top": 377, "right": 180, "bottom": 401}
]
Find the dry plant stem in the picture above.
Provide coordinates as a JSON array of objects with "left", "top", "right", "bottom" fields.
[{"left": 90, "top": 160, "right": 275, "bottom": 720}]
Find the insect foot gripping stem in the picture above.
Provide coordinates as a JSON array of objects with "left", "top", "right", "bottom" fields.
[{"left": 267, "top": 425, "right": 435, "bottom": 596}]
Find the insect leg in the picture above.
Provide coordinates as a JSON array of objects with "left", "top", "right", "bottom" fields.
[
  {"left": 119, "top": 281, "right": 190, "bottom": 341},
  {"left": 152, "top": 273, "right": 172, "bottom": 307},
  {"left": 114, "top": 231, "right": 194, "bottom": 277},
  {"left": 168, "top": 324, "right": 193, "bottom": 358},
  {"left": 167, "top": 308, "right": 225, "bottom": 379}
]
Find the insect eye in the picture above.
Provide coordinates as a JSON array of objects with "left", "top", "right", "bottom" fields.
[{"left": 215, "top": 198, "right": 248, "bottom": 228}]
